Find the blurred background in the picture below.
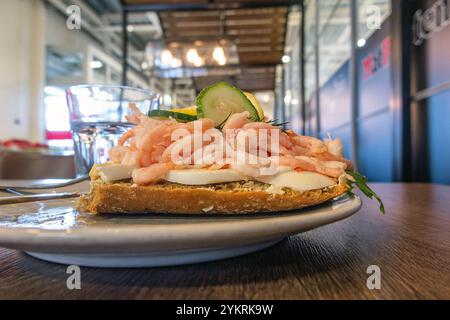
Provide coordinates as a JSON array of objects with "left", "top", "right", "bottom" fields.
[{"left": 0, "top": 0, "right": 448, "bottom": 184}]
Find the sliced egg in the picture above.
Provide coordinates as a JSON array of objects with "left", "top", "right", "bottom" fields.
[
  {"left": 164, "top": 168, "right": 247, "bottom": 185},
  {"left": 96, "top": 163, "right": 337, "bottom": 193},
  {"left": 97, "top": 164, "right": 135, "bottom": 182},
  {"left": 267, "top": 171, "right": 337, "bottom": 192}
]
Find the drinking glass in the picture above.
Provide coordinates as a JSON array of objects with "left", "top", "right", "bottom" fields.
[{"left": 66, "top": 85, "right": 160, "bottom": 175}]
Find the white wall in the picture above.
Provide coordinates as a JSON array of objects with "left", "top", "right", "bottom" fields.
[{"left": 0, "top": 0, "right": 46, "bottom": 142}]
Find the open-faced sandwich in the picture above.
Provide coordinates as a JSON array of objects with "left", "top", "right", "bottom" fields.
[{"left": 79, "top": 82, "right": 384, "bottom": 215}]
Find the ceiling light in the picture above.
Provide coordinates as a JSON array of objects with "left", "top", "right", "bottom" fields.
[
  {"left": 213, "top": 46, "right": 226, "bottom": 65},
  {"left": 282, "top": 55, "right": 291, "bottom": 63},
  {"left": 89, "top": 60, "right": 103, "bottom": 69},
  {"left": 186, "top": 48, "right": 200, "bottom": 64},
  {"left": 217, "top": 57, "right": 226, "bottom": 66},
  {"left": 193, "top": 57, "right": 204, "bottom": 67},
  {"left": 357, "top": 38, "right": 366, "bottom": 47},
  {"left": 161, "top": 50, "right": 173, "bottom": 66},
  {"left": 141, "top": 62, "right": 149, "bottom": 69},
  {"left": 213, "top": 47, "right": 225, "bottom": 59},
  {"left": 170, "top": 58, "right": 182, "bottom": 68},
  {"left": 127, "top": 25, "right": 134, "bottom": 32}
]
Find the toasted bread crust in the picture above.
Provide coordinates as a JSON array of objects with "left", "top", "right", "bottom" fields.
[{"left": 79, "top": 180, "right": 349, "bottom": 215}]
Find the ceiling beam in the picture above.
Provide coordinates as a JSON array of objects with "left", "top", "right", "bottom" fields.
[{"left": 122, "top": 1, "right": 299, "bottom": 12}]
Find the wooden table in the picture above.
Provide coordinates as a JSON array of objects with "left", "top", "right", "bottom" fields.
[{"left": 0, "top": 183, "right": 449, "bottom": 299}]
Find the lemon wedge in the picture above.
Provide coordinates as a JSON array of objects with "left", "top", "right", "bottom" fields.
[
  {"left": 171, "top": 105, "right": 197, "bottom": 117},
  {"left": 244, "top": 92, "right": 265, "bottom": 120}
]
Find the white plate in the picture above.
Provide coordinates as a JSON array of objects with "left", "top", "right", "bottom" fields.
[{"left": 0, "top": 194, "right": 361, "bottom": 267}]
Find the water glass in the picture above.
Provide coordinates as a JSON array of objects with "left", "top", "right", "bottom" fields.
[{"left": 66, "top": 85, "right": 160, "bottom": 175}]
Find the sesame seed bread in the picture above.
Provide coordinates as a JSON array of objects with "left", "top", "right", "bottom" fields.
[{"left": 79, "top": 178, "right": 349, "bottom": 215}]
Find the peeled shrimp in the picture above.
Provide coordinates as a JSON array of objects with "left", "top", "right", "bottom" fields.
[
  {"left": 132, "top": 162, "right": 174, "bottom": 185},
  {"left": 295, "top": 156, "right": 347, "bottom": 178},
  {"left": 116, "top": 104, "right": 353, "bottom": 185},
  {"left": 222, "top": 111, "right": 250, "bottom": 131},
  {"left": 118, "top": 128, "right": 138, "bottom": 146},
  {"left": 185, "top": 118, "right": 215, "bottom": 133},
  {"left": 125, "top": 103, "right": 143, "bottom": 125},
  {"left": 150, "top": 144, "right": 167, "bottom": 163},
  {"left": 109, "top": 146, "right": 129, "bottom": 164},
  {"left": 291, "top": 145, "right": 309, "bottom": 156},
  {"left": 242, "top": 123, "right": 293, "bottom": 149},
  {"left": 311, "top": 151, "right": 354, "bottom": 170},
  {"left": 137, "top": 150, "right": 154, "bottom": 167},
  {"left": 162, "top": 134, "right": 198, "bottom": 165},
  {"left": 121, "top": 149, "right": 139, "bottom": 166},
  {"left": 324, "top": 134, "right": 344, "bottom": 157},
  {"left": 291, "top": 135, "right": 327, "bottom": 154},
  {"left": 137, "top": 123, "right": 169, "bottom": 152}
]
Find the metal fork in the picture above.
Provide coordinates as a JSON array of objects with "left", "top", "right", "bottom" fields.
[
  {"left": 0, "top": 174, "right": 89, "bottom": 191},
  {"left": 0, "top": 175, "right": 89, "bottom": 204},
  {"left": 0, "top": 192, "right": 83, "bottom": 205}
]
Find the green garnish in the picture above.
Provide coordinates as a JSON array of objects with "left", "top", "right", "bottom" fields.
[
  {"left": 346, "top": 171, "right": 385, "bottom": 214},
  {"left": 265, "top": 119, "right": 290, "bottom": 132},
  {"left": 148, "top": 109, "right": 197, "bottom": 123},
  {"left": 265, "top": 119, "right": 289, "bottom": 127}
]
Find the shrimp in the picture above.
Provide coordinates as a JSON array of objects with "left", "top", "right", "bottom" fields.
[
  {"left": 242, "top": 123, "right": 293, "bottom": 149},
  {"left": 125, "top": 103, "right": 143, "bottom": 124},
  {"left": 132, "top": 162, "right": 174, "bottom": 185},
  {"left": 291, "top": 135, "right": 327, "bottom": 154},
  {"left": 291, "top": 145, "right": 309, "bottom": 156},
  {"left": 324, "top": 134, "right": 344, "bottom": 157},
  {"left": 161, "top": 134, "right": 199, "bottom": 164},
  {"left": 230, "top": 152, "right": 278, "bottom": 178},
  {"left": 311, "top": 151, "right": 354, "bottom": 170},
  {"left": 137, "top": 123, "right": 169, "bottom": 152},
  {"left": 241, "top": 121, "right": 274, "bottom": 131},
  {"left": 118, "top": 127, "right": 138, "bottom": 146},
  {"left": 278, "top": 155, "right": 298, "bottom": 167},
  {"left": 183, "top": 118, "right": 215, "bottom": 133},
  {"left": 222, "top": 111, "right": 250, "bottom": 131},
  {"left": 190, "top": 143, "right": 214, "bottom": 167},
  {"left": 294, "top": 156, "right": 347, "bottom": 178},
  {"left": 109, "top": 146, "right": 129, "bottom": 164},
  {"left": 125, "top": 103, "right": 165, "bottom": 128},
  {"left": 208, "top": 163, "right": 228, "bottom": 170},
  {"left": 136, "top": 150, "right": 154, "bottom": 167},
  {"left": 150, "top": 144, "right": 167, "bottom": 163},
  {"left": 121, "top": 150, "right": 139, "bottom": 166}
]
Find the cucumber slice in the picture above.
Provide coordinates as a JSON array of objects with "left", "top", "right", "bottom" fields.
[
  {"left": 196, "top": 82, "right": 260, "bottom": 126},
  {"left": 148, "top": 109, "right": 197, "bottom": 123}
]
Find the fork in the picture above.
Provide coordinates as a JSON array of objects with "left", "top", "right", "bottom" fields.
[
  {"left": 0, "top": 192, "right": 82, "bottom": 205},
  {"left": 0, "top": 174, "right": 89, "bottom": 192},
  {"left": 0, "top": 174, "right": 89, "bottom": 205}
]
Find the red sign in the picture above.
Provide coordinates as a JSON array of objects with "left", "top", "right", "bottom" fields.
[
  {"left": 46, "top": 131, "right": 72, "bottom": 140},
  {"left": 362, "top": 36, "right": 392, "bottom": 80}
]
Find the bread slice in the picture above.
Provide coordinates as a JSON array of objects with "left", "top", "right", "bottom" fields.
[{"left": 79, "top": 179, "right": 349, "bottom": 215}]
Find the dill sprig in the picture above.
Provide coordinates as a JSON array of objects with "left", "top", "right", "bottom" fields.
[
  {"left": 346, "top": 171, "right": 385, "bottom": 214},
  {"left": 265, "top": 119, "right": 289, "bottom": 127}
]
